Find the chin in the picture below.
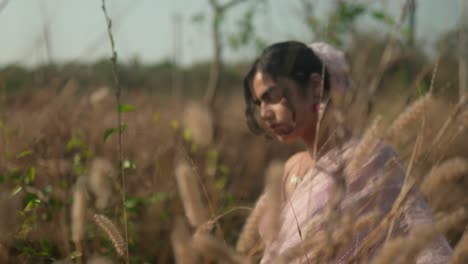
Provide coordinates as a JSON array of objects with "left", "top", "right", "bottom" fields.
[{"left": 275, "top": 133, "right": 298, "bottom": 143}]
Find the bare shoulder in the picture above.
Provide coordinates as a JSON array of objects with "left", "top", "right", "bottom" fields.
[{"left": 284, "top": 151, "right": 313, "bottom": 177}]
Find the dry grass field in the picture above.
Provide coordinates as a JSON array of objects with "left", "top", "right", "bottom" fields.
[{"left": 0, "top": 65, "right": 467, "bottom": 263}]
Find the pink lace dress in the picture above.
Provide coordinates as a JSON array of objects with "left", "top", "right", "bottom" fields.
[{"left": 259, "top": 141, "right": 453, "bottom": 263}]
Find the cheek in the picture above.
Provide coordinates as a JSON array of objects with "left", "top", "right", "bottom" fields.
[{"left": 272, "top": 102, "right": 294, "bottom": 123}]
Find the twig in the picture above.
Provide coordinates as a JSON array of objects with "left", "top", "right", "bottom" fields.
[{"left": 100, "top": 1, "right": 129, "bottom": 263}]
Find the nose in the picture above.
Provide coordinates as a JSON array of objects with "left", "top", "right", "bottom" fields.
[{"left": 260, "top": 103, "right": 275, "bottom": 123}]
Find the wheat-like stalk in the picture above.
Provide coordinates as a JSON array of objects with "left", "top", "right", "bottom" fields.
[
  {"left": 386, "top": 94, "right": 434, "bottom": 140},
  {"left": 263, "top": 162, "right": 283, "bottom": 248},
  {"left": 87, "top": 158, "right": 114, "bottom": 210},
  {"left": 345, "top": 116, "right": 382, "bottom": 180},
  {"left": 275, "top": 230, "right": 327, "bottom": 264},
  {"left": 171, "top": 218, "right": 198, "bottom": 264},
  {"left": 93, "top": 214, "right": 126, "bottom": 257},
  {"left": 236, "top": 193, "right": 267, "bottom": 253},
  {"left": 461, "top": 109, "right": 468, "bottom": 128},
  {"left": 71, "top": 176, "right": 87, "bottom": 261},
  {"left": 87, "top": 255, "right": 113, "bottom": 264},
  {"left": 450, "top": 230, "right": 468, "bottom": 264},
  {"left": 353, "top": 211, "right": 380, "bottom": 233},
  {"left": 192, "top": 232, "right": 247, "bottom": 264},
  {"left": 372, "top": 208, "right": 466, "bottom": 264},
  {"left": 174, "top": 158, "right": 209, "bottom": 227},
  {"left": 420, "top": 157, "right": 468, "bottom": 195},
  {"left": 100, "top": 0, "right": 129, "bottom": 262}
]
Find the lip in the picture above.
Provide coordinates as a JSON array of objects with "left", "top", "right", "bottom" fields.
[{"left": 268, "top": 124, "right": 292, "bottom": 135}]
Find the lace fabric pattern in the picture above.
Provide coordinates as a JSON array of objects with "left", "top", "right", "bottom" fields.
[{"left": 259, "top": 141, "right": 452, "bottom": 263}]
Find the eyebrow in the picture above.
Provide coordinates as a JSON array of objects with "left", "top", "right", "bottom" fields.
[{"left": 257, "top": 85, "right": 276, "bottom": 102}]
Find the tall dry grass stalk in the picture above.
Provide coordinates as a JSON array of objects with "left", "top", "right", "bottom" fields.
[
  {"left": 87, "top": 158, "right": 114, "bottom": 210},
  {"left": 0, "top": 243, "right": 8, "bottom": 263},
  {"left": 183, "top": 102, "right": 214, "bottom": 147},
  {"left": 93, "top": 214, "right": 126, "bottom": 258},
  {"left": 174, "top": 158, "right": 209, "bottom": 227},
  {"left": 420, "top": 157, "right": 468, "bottom": 195},
  {"left": 372, "top": 208, "right": 467, "bottom": 264},
  {"left": 386, "top": 94, "right": 434, "bottom": 141},
  {"left": 71, "top": 176, "right": 87, "bottom": 262},
  {"left": 451, "top": 229, "right": 468, "bottom": 264},
  {"left": 275, "top": 229, "right": 327, "bottom": 264},
  {"left": 236, "top": 194, "right": 267, "bottom": 254},
  {"left": 192, "top": 232, "right": 247, "bottom": 264},
  {"left": 87, "top": 255, "right": 114, "bottom": 264},
  {"left": 100, "top": 0, "right": 129, "bottom": 262},
  {"left": 171, "top": 218, "right": 198, "bottom": 264},
  {"left": 262, "top": 162, "right": 283, "bottom": 248},
  {"left": 345, "top": 116, "right": 382, "bottom": 180}
]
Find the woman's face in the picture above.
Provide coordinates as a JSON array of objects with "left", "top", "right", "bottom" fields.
[{"left": 251, "top": 71, "right": 320, "bottom": 143}]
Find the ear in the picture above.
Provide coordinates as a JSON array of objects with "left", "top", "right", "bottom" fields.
[
  {"left": 309, "top": 73, "right": 323, "bottom": 96},
  {"left": 309, "top": 73, "right": 322, "bottom": 88}
]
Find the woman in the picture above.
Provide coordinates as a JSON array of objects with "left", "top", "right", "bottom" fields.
[{"left": 242, "top": 41, "right": 452, "bottom": 263}]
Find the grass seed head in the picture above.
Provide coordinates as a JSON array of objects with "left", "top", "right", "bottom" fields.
[
  {"left": 174, "top": 158, "right": 209, "bottom": 227},
  {"left": 93, "top": 214, "right": 126, "bottom": 257}
]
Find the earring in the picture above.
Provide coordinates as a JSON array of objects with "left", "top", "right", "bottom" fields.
[{"left": 313, "top": 103, "right": 320, "bottom": 113}]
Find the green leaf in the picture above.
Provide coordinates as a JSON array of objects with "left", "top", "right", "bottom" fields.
[
  {"left": 183, "top": 128, "right": 192, "bottom": 142},
  {"left": 23, "top": 198, "right": 41, "bottom": 212},
  {"left": 70, "top": 251, "right": 83, "bottom": 259},
  {"left": 207, "top": 149, "right": 219, "bottom": 163},
  {"left": 371, "top": 11, "right": 395, "bottom": 26},
  {"left": 66, "top": 133, "right": 86, "bottom": 151},
  {"left": 25, "top": 167, "right": 36, "bottom": 185},
  {"left": 119, "top": 103, "right": 136, "bottom": 113},
  {"left": 103, "top": 127, "right": 118, "bottom": 142},
  {"left": 0, "top": 175, "right": 3, "bottom": 183},
  {"left": 11, "top": 186, "right": 22, "bottom": 197},
  {"left": 148, "top": 192, "right": 168, "bottom": 204},
  {"left": 219, "top": 164, "right": 230, "bottom": 176},
  {"left": 125, "top": 198, "right": 139, "bottom": 209},
  {"left": 170, "top": 119, "right": 180, "bottom": 130},
  {"left": 17, "top": 150, "right": 33, "bottom": 159},
  {"left": 190, "top": 143, "right": 198, "bottom": 154},
  {"left": 214, "top": 177, "right": 226, "bottom": 190}
]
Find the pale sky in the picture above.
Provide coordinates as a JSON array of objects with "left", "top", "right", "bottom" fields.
[{"left": 0, "top": 0, "right": 463, "bottom": 67}]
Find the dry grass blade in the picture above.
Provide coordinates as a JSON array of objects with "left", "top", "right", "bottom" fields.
[
  {"left": 431, "top": 94, "right": 467, "bottom": 148},
  {"left": 450, "top": 229, "right": 468, "bottom": 264},
  {"left": 421, "top": 157, "right": 468, "bottom": 195},
  {"left": 194, "top": 207, "right": 251, "bottom": 241},
  {"left": 386, "top": 94, "right": 434, "bottom": 140},
  {"left": 87, "top": 158, "right": 114, "bottom": 210},
  {"left": 236, "top": 194, "right": 267, "bottom": 253},
  {"left": 174, "top": 158, "right": 209, "bottom": 227},
  {"left": 93, "top": 214, "right": 126, "bottom": 257},
  {"left": 263, "top": 162, "right": 283, "bottom": 247},
  {"left": 71, "top": 176, "right": 87, "bottom": 263},
  {"left": 192, "top": 233, "right": 247, "bottom": 264},
  {"left": 371, "top": 208, "right": 466, "bottom": 264},
  {"left": 345, "top": 116, "right": 382, "bottom": 180},
  {"left": 100, "top": 0, "right": 129, "bottom": 262},
  {"left": 274, "top": 230, "right": 327, "bottom": 264},
  {"left": 171, "top": 218, "right": 198, "bottom": 264},
  {"left": 353, "top": 211, "right": 380, "bottom": 234}
]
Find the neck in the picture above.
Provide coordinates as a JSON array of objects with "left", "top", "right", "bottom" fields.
[
  {"left": 302, "top": 115, "right": 321, "bottom": 160},
  {"left": 303, "top": 105, "right": 340, "bottom": 160}
]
